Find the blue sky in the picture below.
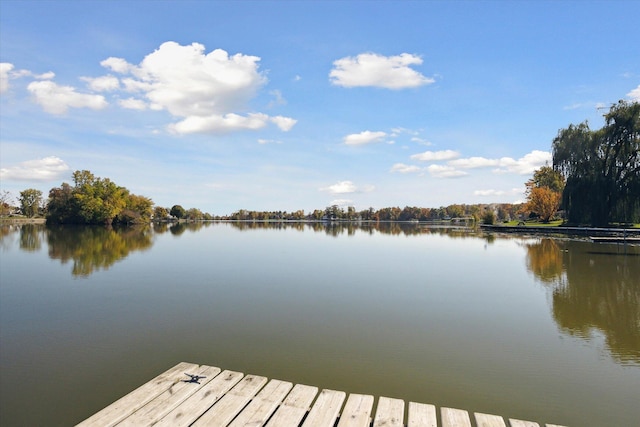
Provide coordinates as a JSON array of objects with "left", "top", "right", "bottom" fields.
[{"left": 1, "top": 0, "right": 639, "bottom": 215}]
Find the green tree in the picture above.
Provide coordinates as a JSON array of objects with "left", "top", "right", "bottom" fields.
[
  {"left": 170, "top": 204, "right": 186, "bottom": 219},
  {"left": 19, "top": 188, "right": 43, "bottom": 217},
  {"left": 153, "top": 206, "right": 169, "bottom": 220},
  {"left": 553, "top": 101, "right": 639, "bottom": 225},
  {"left": 528, "top": 165, "right": 565, "bottom": 194},
  {"left": 47, "top": 170, "right": 153, "bottom": 225},
  {"left": 185, "top": 208, "right": 203, "bottom": 220}
]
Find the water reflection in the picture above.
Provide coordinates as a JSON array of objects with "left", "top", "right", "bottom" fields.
[
  {"left": 46, "top": 225, "right": 154, "bottom": 276},
  {"left": 526, "top": 238, "right": 640, "bottom": 364},
  {"left": 226, "top": 220, "right": 480, "bottom": 237}
]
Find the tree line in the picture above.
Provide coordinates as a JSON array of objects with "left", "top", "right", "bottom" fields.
[{"left": 3, "top": 102, "right": 637, "bottom": 227}]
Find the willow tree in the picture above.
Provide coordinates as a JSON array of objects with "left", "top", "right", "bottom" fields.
[{"left": 552, "top": 101, "right": 640, "bottom": 226}]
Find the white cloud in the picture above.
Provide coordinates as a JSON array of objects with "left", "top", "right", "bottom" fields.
[
  {"left": 628, "top": 85, "right": 640, "bottom": 101},
  {"left": 27, "top": 80, "right": 108, "bottom": 114},
  {"left": 119, "top": 97, "right": 147, "bottom": 110},
  {"left": 320, "top": 180, "right": 375, "bottom": 194},
  {"left": 0, "top": 62, "right": 13, "bottom": 93},
  {"left": 0, "top": 156, "right": 70, "bottom": 181},
  {"left": 270, "top": 116, "right": 297, "bottom": 131},
  {"left": 448, "top": 156, "right": 500, "bottom": 169},
  {"left": 101, "top": 57, "right": 135, "bottom": 74},
  {"left": 427, "top": 164, "right": 468, "bottom": 178},
  {"left": 99, "top": 41, "right": 296, "bottom": 134},
  {"left": 390, "top": 163, "right": 422, "bottom": 173},
  {"left": 81, "top": 75, "right": 120, "bottom": 92},
  {"left": 410, "top": 149, "right": 460, "bottom": 162},
  {"left": 330, "top": 52, "right": 434, "bottom": 89},
  {"left": 257, "top": 138, "right": 282, "bottom": 145},
  {"left": 448, "top": 150, "right": 551, "bottom": 175},
  {"left": 344, "top": 130, "right": 387, "bottom": 145},
  {"left": 168, "top": 112, "right": 271, "bottom": 134},
  {"left": 1, "top": 64, "right": 56, "bottom": 94}
]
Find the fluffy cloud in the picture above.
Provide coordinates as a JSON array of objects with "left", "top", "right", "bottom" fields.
[
  {"left": 119, "top": 97, "right": 147, "bottom": 110},
  {"left": 448, "top": 150, "right": 551, "bottom": 175},
  {"left": 27, "top": 80, "right": 108, "bottom": 114},
  {"left": 410, "top": 149, "right": 460, "bottom": 161},
  {"left": 101, "top": 41, "right": 296, "bottom": 134},
  {"left": 344, "top": 130, "right": 387, "bottom": 145},
  {"left": 320, "top": 180, "right": 374, "bottom": 194},
  {"left": 0, "top": 156, "right": 70, "bottom": 181},
  {"left": 628, "top": 85, "right": 640, "bottom": 101},
  {"left": 270, "top": 116, "right": 297, "bottom": 131},
  {"left": 330, "top": 53, "right": 434, "bottom": 89},
  {"left": 427, "top": 165, "right": 468, "bottom": 178},
  {"left": 100, "top": 57, "right": 135, "bottom": 74},
  {"left": 390, "top": 163, "right": 422, "bottom": 173},
  {"left": 0, "top": 63, "right": 13, "bottom": 93},
  {"left": 81, "top": 75, "right": 120, "bottom": 92},
  {"left": 1, "top": 63, "right": 56, "bottom": 94}
]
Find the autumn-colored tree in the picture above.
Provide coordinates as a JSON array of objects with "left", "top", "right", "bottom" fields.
[
  {"left": 526, "top": 187, "right": 562, "bottom": 222},
  {"left": 525, "top": 165, "right": 565, "bottom": 222}
]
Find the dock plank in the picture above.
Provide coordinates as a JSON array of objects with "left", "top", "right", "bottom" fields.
[
  {"left": 337, "top": 393, "right": 374, "bottom": 427},
  {"left": 475, "top": 412, "right": 507, "bottom": 427},
  {"left": 80, "top": 362, "right": 566, "bottom": 427},
  {"left": 191, "top": 374, "right": 268, "bottom": 426},
  {"left": 152, "top": 369, "right": 244, "bottom": 427},
  {"left": 408, "top": 402, "right": 437, "bottom": 427},
  {"left": 116, "top": 365, "right": 221, "bottom": 426},
  {"left": 509, "top": 420, "right": 540, "bottom": 427},
  {"left": 227, "top": 379, "right": 293, "bottom": 427},
  {"left": 76, "top": 362, "right": 200, "bottom": 427},
  {"left": 265, "top": 384, "right": 319, "bottom": 427},
  {"left": 441, "top": 407, "right": 472, "bottom": 427},
  {"left": 373, "top": 396, "right": 405, "bottom": 427},
  {"left": 302, "top": 389, "right": 346, "bottom": 427}
]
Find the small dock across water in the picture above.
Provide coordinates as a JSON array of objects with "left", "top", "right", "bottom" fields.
[{"left": 77, "top": 362, "right": 566, "bottom": 427}]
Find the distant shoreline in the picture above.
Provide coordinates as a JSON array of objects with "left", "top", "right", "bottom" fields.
[{"left": 0, "top": 217, "right": 46, "bottom": 224}]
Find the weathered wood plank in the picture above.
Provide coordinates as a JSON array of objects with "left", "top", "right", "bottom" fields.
[
  {"left": 116, "top": 365, "right": 221, "bottom": 427},
  {"left": 191, "top": 374, "right": 268, "bottom": 426},
  {"left": 373, "top": 396, "right": 405, "bottom": 427},
  {"left": 408, "top": 402, "right": 437, "bottom": 427},
  {"left": 441, "top": 407, "right": 472, "bottom": 427},
  {"left": 152, "top": 369, "right": 244, "bottom": 427},
  {"left": 509, "top": 420, "right": 540, "bottom": 427},
  {"left": 226, "top": 379, "right": 293, "bottom": 427},
  {"left": 302, "top": 389, "right": 346, "bottom": 427},
  {"left": 475, "top": 412, "right": 507, "bottom": 427},
  {"left": 265, "top": 384, "right": 319, "bottom": 427},
  {"left": 75, "top": 362, "right": 201, "bottom": 427},
  {"left": 336, "top": 393, "right": 374, "bottom": 427}
]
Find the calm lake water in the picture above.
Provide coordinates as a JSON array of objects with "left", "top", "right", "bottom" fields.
[{"left": 0, "top": 222, "right": 638, "bottom": 426}]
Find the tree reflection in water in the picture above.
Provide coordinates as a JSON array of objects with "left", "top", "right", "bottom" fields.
[
  {"left": 46, "top": 225, "right": 153, "bottom": 276},
  {"left": 526, "top": 238, "right": 640, "bottom": 365}
]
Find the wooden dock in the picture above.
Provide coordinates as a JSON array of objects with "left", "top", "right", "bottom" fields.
[{"left": 77, "top": 362, "right": 566, "bottom": 427}]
